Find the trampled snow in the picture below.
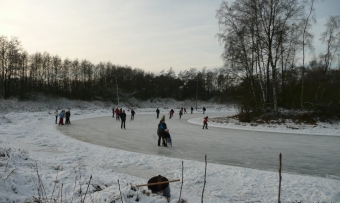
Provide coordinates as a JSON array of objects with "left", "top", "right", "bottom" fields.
[{"left": 0, "top": 99, "right": 339, "bottom": 202}]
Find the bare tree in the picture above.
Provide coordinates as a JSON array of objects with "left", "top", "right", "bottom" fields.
[
  {"left": 216, "top": 0, "right": 306, "bottom": 114},
  {"left": 316, "top": 15, "right": 340, "bottom": 101},
  {"left": 0, "top": 36, "right": 9, "bottom": 98},
  {"left": 0, "top": 37, "right": 22, "bottom": 98},
  {"left": 300, "top": 0, "right": 316, "bottom": 108}
]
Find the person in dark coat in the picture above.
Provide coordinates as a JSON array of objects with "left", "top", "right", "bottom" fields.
[
  {"left": 65, "top": 110, "right": 71, "bottom": 124},
  {"left": 156, "top": 108, "right": 160, "bottom": 119},
  {"left": 203, "top": 107, "right": 206, "bottom": 114},
  {"left": 191, "top": 107, "right": 194, "bottom": 114},
  {"left": 157, "top": 119, "right": 167, "bottom": 146},
  {"left": 54, "top": 109, "right": 58, "bottom": 124},
  {"left": 169, "top": 109, "right": 174, "bottom": 119},
  {"left": 130, "top": 109, "right": 135, "bottom": 120},
  {"left": 179, "top": 108, "right": 183, "bottom": 119},
  {"left": 120, "top": 110, "right": 126, "bottom": 129},
  {"left": 112, "top": 107, "right": 115, "bottom": 117},
  {"left": 162, "top": 129, "right": 171, "bottom": 147}
]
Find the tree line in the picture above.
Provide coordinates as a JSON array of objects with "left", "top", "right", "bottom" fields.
[
  {"left": 1, "top": 0, "right": 339, "bottom": 118},
  {"left": 0, "top": 36, "right": 235, "bottom": 102}
]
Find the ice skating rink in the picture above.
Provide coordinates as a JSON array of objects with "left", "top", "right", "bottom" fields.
[{"left": 59, "top": 112, "right": 340, "bottom": 180}]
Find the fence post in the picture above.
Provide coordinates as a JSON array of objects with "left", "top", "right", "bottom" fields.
[{"left": 278, "top": 153, "right": 282, "bottom": 203}]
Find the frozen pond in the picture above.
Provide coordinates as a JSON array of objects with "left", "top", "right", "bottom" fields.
[{"left": 59, "top": 112, "right": 340, "bottom": 180}]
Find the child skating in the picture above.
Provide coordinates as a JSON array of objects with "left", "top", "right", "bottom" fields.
[{"left": 203, "top": 116, "right": 208, "bottom": 129}]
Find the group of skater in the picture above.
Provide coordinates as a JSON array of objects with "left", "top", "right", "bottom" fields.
[
  {"left": 112, "top": 107, "right": 136, "bottom": 129},
  {"left": 55, "top": 106, "right": 209, "bottom": 146},
  {"left": 156, "top": 106, "right": 209, "bottom": 147},
  {"left": 156, "top": 106, "right": 208, "bottom": 119},
  {"left": 55, "top": 109, "right": 71, "bottom": 125},
  {"left": 156, "top": 106, "right": 207, "bottom": 120}
]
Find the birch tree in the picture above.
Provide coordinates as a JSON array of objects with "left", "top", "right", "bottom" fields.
[{"left": 316, "top": 15, "right": 340, "bottom": 101}]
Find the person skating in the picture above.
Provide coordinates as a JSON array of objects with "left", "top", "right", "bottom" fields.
[
  {"left": 130, "top": 109, "right": 135, "bottom": 120},
  {"left": 115, "top": 108, "right": 120, "bottom": 121},
  {"left": 191, "top": 107, "right": 194, "bottom": 114},
  {"left": 112, "top": 107, "right": 115, "bottom": 117},
  {"left": 203, "top": 107, "right": 206, "bottom": 114},
  {"left": 157, "top": 118, "right": 167, "bottom": 147},
  {"left": 184, "top": 108, "right": 187, "bottom": 114},
  {"left": 54, "top": 109, "right": 58, "bottom": 124},
  {"left": 169, "top": 109, "right": 174, "bottom": 119},
  {"left": 203, "top": 116, "right": 208, "bottom": 129},
  {"left": 58, "top": 110, "right": 65, "bottom": 125},
  {"left": 65, "top": 110, "right": 71, "bottom": 124},
  {"left": 68, "top": 109, "right": 71, "bottom": 124},
  {"left": 156, "top": 108, "right": 160, "bottom": 119},
  {"left": 179, "top": 108, "right": 183, "bottom": 119},
  {"left": 120, "top": 110, "right": 126, "bottom": 129}
]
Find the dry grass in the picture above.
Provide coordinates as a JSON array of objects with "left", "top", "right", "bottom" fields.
[{"left": 212, "top": 111, "right": 323, "bottom": 126}]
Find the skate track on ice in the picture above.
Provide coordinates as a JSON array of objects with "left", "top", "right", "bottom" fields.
[{"left": 59, "top": 112, "right": 340, "bottom": 180}]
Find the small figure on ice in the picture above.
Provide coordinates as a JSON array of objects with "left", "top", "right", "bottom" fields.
[
  {"left": 65, "top": 109, "right": 71, "bottom": 124},
  {"left": 130, "top": 109, "right": 135, "bottom": 120},
  {"left": 179, "top": 108, "right": 183, "bottom": 119},
  {"left": 169, "top": 109, "right": 174, "bottom": 119},
  {"left": 59, "top": 110, "right": 65, "bottom": 125},
  {"left": 156, "top": 108, "right": 160, "bottom": 119},
  {"left": 202, "top": 116, "right": 208, "bottom": 129},
  {"left": 120, "top": 110, "right": 126, "bottom": 129},
  {"left": 115, "top": 108, "right": 120, "bottom": 121},
  {"left": 157, "top": 118, "right": 167, "bottom": 147},
  {"left": 54, "top": 109, "right": 58, "bottom": 124}
]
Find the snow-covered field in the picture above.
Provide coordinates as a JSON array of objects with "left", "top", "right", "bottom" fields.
[{"left": 0, "top": 98, "right": 339, "bottom": 202}]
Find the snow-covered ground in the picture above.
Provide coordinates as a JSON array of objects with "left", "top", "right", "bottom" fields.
[{"left": 0, "top": 98, "right": 339, "bottom": 202}]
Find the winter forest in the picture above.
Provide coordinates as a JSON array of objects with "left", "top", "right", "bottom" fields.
[{"left": 1, "top": 0, "right": 340, "bottom": 120}]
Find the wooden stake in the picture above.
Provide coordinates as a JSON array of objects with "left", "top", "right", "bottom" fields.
[
  {"left": 201, "top": 155, "right": 207, "bottom": 203},
  {"left": 179, "top": 161, "right": 184, "bottom": 202},
  {"left": 118, "top": 179, "right": 123, "bottom": 203},
  {"left": 278, "top": 153, "right": 282, "bottom": 203}
]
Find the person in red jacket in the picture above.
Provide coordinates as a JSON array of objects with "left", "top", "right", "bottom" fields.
[
  {"left": 115, "top": 108, "right": 120, "bottom": 121},
  {"left": 203, "top": 116, "right": 208, "bottom": 129}
]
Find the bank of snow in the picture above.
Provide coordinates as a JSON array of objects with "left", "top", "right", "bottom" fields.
[{"left": 0, "top": 98, "right": 339, "bottom": 202}]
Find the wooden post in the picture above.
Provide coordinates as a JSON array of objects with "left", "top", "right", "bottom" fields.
[
  {"left": 179, "top": 161, "right": 184, "bottom": 202},
  {"left": 278, "top": 153, "right": 282, "bottom": 203},
  {"left": 118, "top": 179, "right": 123, "bottom": 203},
  {"left": 201, "top": 155, "right": 207, "bottom": 203}
]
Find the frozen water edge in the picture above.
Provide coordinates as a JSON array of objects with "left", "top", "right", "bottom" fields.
[
  {"left": 60, "top": 111, "right": 340, "bottom": 180},
  {"left": 1, "top": 107, "right": 340, "bottom": 203},
  {"left": 188, "top": 114, "right": 340, "bottom": 137}
]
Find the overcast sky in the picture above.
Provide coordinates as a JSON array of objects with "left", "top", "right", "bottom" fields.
[{"left": 1, "top": 0, "right": 339, "bottom": 74}]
